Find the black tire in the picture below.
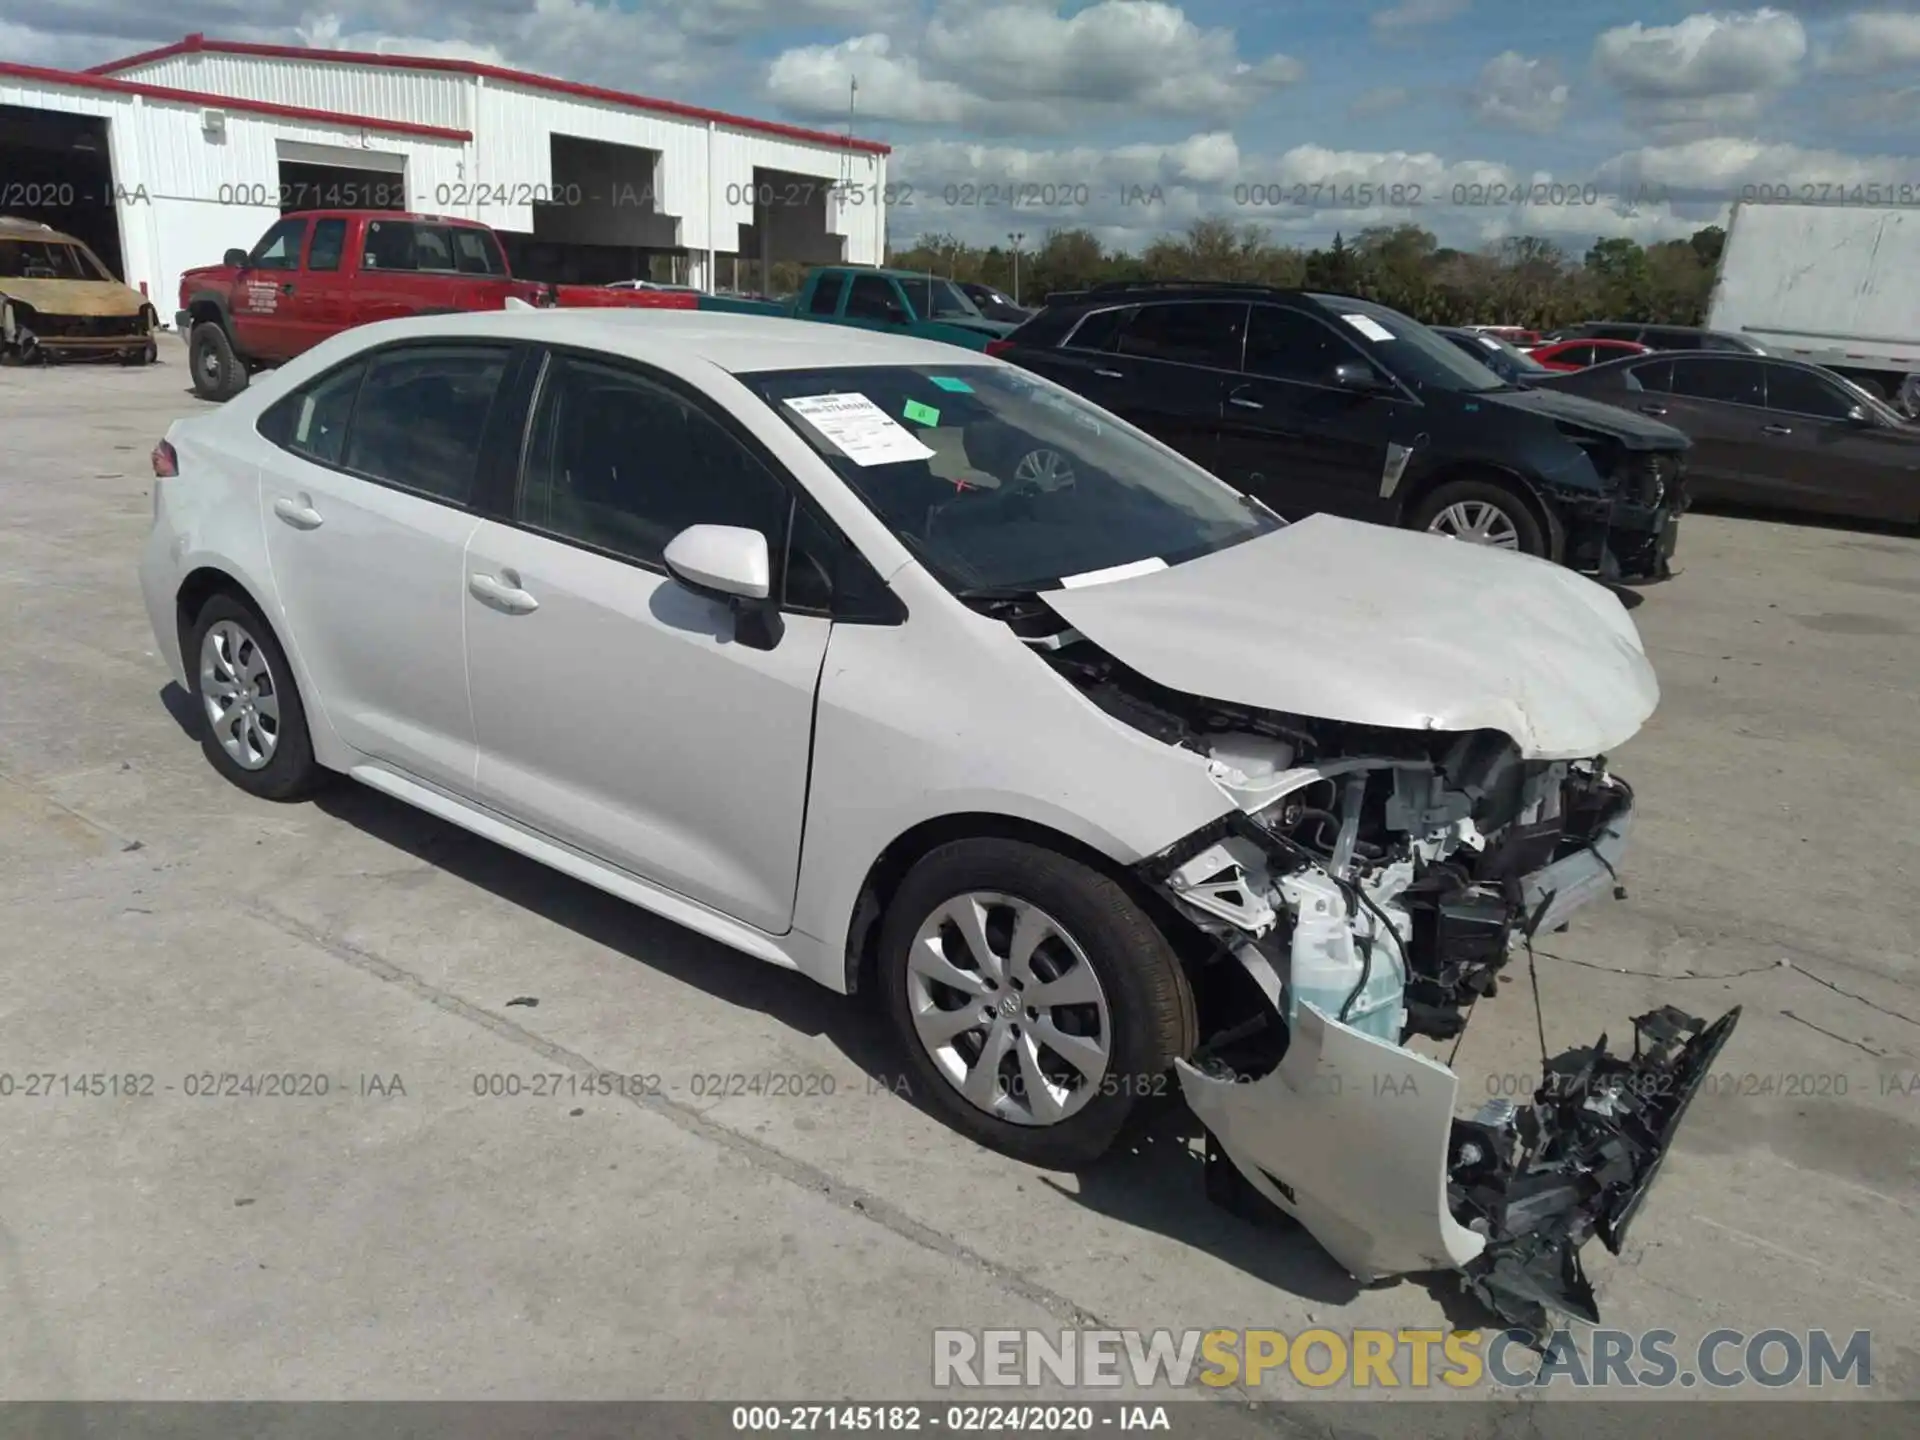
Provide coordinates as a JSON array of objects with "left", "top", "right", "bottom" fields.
[
  {"left": 880, "top": 838, "right": 1196, "bottom": 1168},
  {"left": 186, "top": 592, "right": 322, "bottom": 801},
  {"left": 1409, "top": 476, "right": 1548, "bottom": 558},
  {"left": 189, "top": 321, "right": 248, "bottom": 401}
]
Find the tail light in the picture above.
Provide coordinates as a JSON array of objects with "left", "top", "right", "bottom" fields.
[
  {"left": 984, "top": 339, "right": 1015, "bottom": 357},
  {"left": 152, "top": 440, "right": 178, "bottom": 477}
]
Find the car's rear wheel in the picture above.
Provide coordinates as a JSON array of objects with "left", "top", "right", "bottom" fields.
[
  {"left": 189, "top": 322, "right": 248, "bottom": 401},
  {"left": 188, "top": 593, "right": 322, "bottom": 801},
  {"left": 881, "top": 838, "right": 1195, "bottom": 1168},
  {"left": 1411, "top": 477, "right": 1547, "bottom": 557}
]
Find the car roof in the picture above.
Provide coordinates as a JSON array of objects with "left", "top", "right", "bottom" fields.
[
  {"left": 316, "top": 307, "right": 1002, "bottom": 376},
  {"left": 0, "top": 216, "right": 81, "bottom": 243}
]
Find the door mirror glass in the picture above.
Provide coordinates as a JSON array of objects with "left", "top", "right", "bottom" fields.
[
  {"left": 664, "top": 524, "right": 772, "bottom": 602},
  {"left": 224, "top": 248, "right": 250, "bottom": 268},
  {"left": 1332, "top": 361, "right": 1382, "bottom": 391},
  {"left": 1846, "top": 404, "right": 1872, "bottom": 424}
]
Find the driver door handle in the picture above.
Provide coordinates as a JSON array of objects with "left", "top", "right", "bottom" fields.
[
  {"left": 1637, "top": 403, "right": 1668, "bottom": 416},
  {"left": 469, "top": 570, "right": 539, "bottom": 614},
  {"left": 281, "top": 282, "right": 296, "bottom": 295},
  {"left": 1092, "top": 368, "right": 1124, "bottom": 379},
  {"left": 1761, "top": 423, "right": 1792, "bottom": 436},
  {"left": 1228, "top": 387, "right": 1264, "bottom": 411},
  {"left": 272, "top": 495, "right": 323, "bottom": 529}
]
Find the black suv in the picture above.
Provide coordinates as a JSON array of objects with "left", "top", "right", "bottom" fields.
[
  {"left": 992, "top": 283, "right": 1691, "bottom": 580},
  {"left": 1543, "top": 321, "right": 1763, "bottom": 354}
]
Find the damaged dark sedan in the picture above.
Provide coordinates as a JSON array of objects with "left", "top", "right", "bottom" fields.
[{"left": 989, "top": 283, "right": 1693, "bottom": 582}]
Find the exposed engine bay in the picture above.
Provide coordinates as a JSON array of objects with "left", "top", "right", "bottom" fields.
[{"left": 980, "top": 592, "right": 1739, "bottom": 1335}]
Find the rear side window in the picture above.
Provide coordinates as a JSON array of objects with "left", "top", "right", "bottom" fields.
[
  {"left": 260, "top": 360, "right": 367, "bottom": 465},
  {"left": 1061, "top": 306, "right": 1132, "bottom": 352},
  {"left": 1116, "top": 302, "right": 1246, "bottom": 369},
  {"left": 809, "top": 272, "right": 846, "bottom": 316},
  {"left": 1764, "top": 365, "right": 1853, "bottom": 419},
  {"left": 1626, "top": 358, "right": 1673, "bottom": 393},
  {"left": 1667, "top": 357, "right": 1765, "bottom": 406},
  {"left": 306, "top": 218, "right": 347, "bottom": 272},
  {"left": 1245, "top": 305, "right": 1363, "bottom": 382},
  {"left": 341, "top": 345, "right": 511, "bottom": 502},
  {"left": 361, "top": 220, "right": 415, "bottom": 272}
]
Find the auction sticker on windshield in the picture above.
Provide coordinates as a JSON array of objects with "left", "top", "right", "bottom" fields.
[
  {"left": 784, "top": 393, "right": 936, "bottom": 467},
  {"left": 1343, "top": 314, "right": 1396, "bottom": 343}
]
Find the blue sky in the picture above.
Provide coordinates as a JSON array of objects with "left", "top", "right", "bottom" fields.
[{"left": 15, "top": 2, "right": 1920, "bottom": 253}]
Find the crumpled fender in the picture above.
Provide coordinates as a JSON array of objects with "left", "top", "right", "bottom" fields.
[{"left": 1176, "top": 1003, "right": 1487, "bottom": 1284}]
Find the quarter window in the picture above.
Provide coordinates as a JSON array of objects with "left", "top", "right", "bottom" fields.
[
  {"left": 1062, "top": 306, "right": 1132, "bottom": 352},
  {"left": 518, "top": 356, "right": 793, "bottom": 569},
  {"left": 340, "top": 345, "right": 511, "bottom": 502}
]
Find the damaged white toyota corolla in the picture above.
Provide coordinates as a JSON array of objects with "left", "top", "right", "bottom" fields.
[{"left": 141, "top": 311, "right": 1736, "bottom": 1334}]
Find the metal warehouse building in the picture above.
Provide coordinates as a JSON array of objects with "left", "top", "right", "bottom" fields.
[{"left": 0, "top": 32, "right": 889, "bottom": 311}]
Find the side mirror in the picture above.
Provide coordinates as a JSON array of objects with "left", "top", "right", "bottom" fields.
[
  {"left": 1332, "top": 361, "right": 1383, "bottom": 392},
  {"left": 1846, "top": 404, "right": 1873, "bottom": 425},
  {"left": 224, "top": 248, "right": 251, "bottom": 269},
  {"left": 663, "top": 524, "right": 784, "bottom": 650}
]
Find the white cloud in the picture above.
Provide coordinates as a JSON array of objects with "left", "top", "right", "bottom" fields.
[
  {"left": 768, "top": 2, "right": 1303, "bottom": 132},
  {"left": 1470, "top": 51, "right": 1570, "bottom": 132},
  {"left": 1593, "top": 135, "right": 1917, "bottom": 206},
  {"left": 1818, "top": 12, "right": 1920, "bottom": 75},
  {"left": 1371, "top": 0, "right": 1470, "bottom": 33},
  {"left": 1593, "top": 8, "right": 1806, "bottom": 98}
]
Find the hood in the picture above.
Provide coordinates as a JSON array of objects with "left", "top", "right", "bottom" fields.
[
  {"left": 1044, "top": 514, "right": 1658, "bottom": 760},
  {"left": 1483, "top": 384, "right": 1689, "bottom": 450},
  {"left": 0, "top": 278, "right": 145, "bottom": 317}
]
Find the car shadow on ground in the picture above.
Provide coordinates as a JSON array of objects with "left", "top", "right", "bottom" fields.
[{"left": 159, "top": 677, "right": 1511, "bottom": 1317}]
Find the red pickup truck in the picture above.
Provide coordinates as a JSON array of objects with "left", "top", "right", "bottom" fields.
[{"left": 177, "top": 210, "right": 695, "bottom": 400}]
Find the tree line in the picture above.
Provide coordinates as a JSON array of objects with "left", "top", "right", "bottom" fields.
[{"left": 863, "top": 219, "right": 1727, "bottom": 330}]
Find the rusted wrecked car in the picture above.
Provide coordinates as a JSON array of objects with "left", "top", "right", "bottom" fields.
[{"left": 0, "top": 217, "right": 157, "bottom": 365}]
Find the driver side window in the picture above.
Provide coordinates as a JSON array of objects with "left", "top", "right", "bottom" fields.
[
  {"left": 1244, "top": 304, "right": 1368, "bottom": 384},
  {"left": 846, "top": 275, "right": 907, "bottom": 322},
  {"left": 249, "top": 218, "right": 308, "bottom": 271}
]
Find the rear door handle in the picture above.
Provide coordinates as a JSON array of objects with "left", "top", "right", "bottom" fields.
[
  {"left": 469, "top": 570, "right": 539, "bottom": 614},
  {"left": 1638, "top": 404, "right": 1668, "bottom": 416},
  {"left": 1092, "top": 368, "right": 1124, "bottom": 379},
  {"left": 1761, "top": 423, "right": 1792, "bottom": 436},
  {"left": 272, "top": 495, "right": 322, "bottom": 529},
  {"left": 1228, "top": 388, "right": 1264, "bottom": 411}
]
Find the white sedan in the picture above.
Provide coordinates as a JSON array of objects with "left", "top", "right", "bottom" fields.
[{"left": 140, "top": 308, "right": 1736, "bottom": 1333}]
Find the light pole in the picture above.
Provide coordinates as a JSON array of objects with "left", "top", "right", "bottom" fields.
[{"left": 1007, "top": 231, "right": 1025, "bottom": 305}]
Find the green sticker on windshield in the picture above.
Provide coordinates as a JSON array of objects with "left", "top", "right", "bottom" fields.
[
  {"left": 903, "top": 399, "right": 941, "bottom": 426},
  {"left": 928, "top": 376, "right": 974, "bottom": 393}
]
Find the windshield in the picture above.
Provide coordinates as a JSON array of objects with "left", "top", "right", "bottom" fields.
[
  {"left": 740, "top": 363, "right": 1280, "bottom": 594},
  {"left": 1479, "top": 334, "right": 1548, "bottom": 372},
  {"left": 899, "top": 276, "right": 981, "bottom": 321},
  {"left": 1310, "top": 295, "right": 1507, "bottom": 394},
  {"left": 0, "top": 240, "right": 109, "bottom": 281}
]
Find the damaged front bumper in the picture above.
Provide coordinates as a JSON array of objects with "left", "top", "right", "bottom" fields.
[
  {"left": 1145, "top": 748, "right": 1738, "bottom": 1332},
  {"left": 1179, "top": 1002, "right": 1739, "bottom": 1335}
]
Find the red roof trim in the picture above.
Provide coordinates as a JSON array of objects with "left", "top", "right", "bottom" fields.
[
  {"left": 89, "top": 34, "right": 892, "bottom": 155},
  {"left": 0, "top": 60, "right": 471, "bottom": 141}
]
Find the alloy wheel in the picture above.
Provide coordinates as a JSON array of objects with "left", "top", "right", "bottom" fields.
[
  {"left": 905, "top": 892, "right": 1113, "bottom": 1126},
  {"left": 1013, "top": 448, "right": 1076, "bottom": 491},
  {"left": 199, "top": 619, "right": 281, "bottom": 770},
  {"left": 1428, "top": 500, "right": 1521, "bottom": 549}
]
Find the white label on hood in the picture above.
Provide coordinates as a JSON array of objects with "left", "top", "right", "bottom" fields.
[
  {"left": 783, "top": 392, "right": 935, "bottom": 467},
  {"left": 1342, "top": 313, "right": 1396, "bottom": 343},
  {"left": 1058, "top": 556, "right": 1169, "bottom": 588}
]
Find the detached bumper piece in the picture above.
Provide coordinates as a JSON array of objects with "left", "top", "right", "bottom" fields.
[{"left": 1452, "top": 1004, "right": 1741, "bottom": 1336}]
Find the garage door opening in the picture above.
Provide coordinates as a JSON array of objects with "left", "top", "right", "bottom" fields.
[
  {"left": 502, "top": 135, "right": 683, "bottom": 284},
  {"left": 275, "top": 140, "right": 408, "bottom": 213},
  {"left": 0, "top": 104, "right": 125, "bottom": 279}
]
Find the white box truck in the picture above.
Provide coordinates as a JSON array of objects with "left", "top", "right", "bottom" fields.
[{"left": 1707, "top": 201, "right": 1920, "bottom": 412}]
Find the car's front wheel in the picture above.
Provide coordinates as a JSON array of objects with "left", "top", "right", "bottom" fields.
[
  {"left": 189, "top": 322, "right": 248, "bottom": 401},
  {"left": 881, "top": 838, "right": 1196, "bottom": 1168},
  {"left": 187, "top": 593, "right": 322, "bottom": 801},
  {"left": 1410, "top": 477, "right": 1547, "bottom": 557}
]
